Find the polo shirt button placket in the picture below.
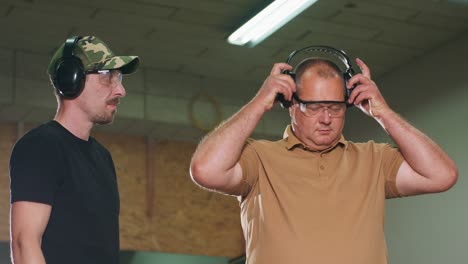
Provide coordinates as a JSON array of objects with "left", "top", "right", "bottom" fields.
[{"left": 319, "top": 153, "right": 326, "bottom": 178}]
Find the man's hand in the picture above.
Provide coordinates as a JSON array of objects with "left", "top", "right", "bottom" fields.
[
  {"left": 252, "top": 63, "right": 296, "bottom": 112},
  {"left": 347, "top": 58, "right": 391, "bottom": 119}
]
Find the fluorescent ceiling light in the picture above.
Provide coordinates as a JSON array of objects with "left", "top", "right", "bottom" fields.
[{"left": 228, "top": 0, "right": 319, "bottom": 47}]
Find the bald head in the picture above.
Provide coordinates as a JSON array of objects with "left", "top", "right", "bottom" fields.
[{"left": 294, "top": 58, "right": 344, "bottom": 92}]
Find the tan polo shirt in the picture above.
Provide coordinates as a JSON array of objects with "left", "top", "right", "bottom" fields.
[{"left": 236, "top": 126, "right": 404, "bottom": 264}]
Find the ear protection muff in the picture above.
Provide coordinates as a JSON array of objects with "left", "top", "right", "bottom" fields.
[
  {"left": 51, "top": 36, "right": 86, "bottom": 99},
  {"left": 277, "top": 45, "right": 356, "bottom": 108}
]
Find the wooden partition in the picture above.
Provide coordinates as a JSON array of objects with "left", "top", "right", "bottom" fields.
[
  {"left": 0, "top": 123, "right": 16, "bottom": 240},
  {"left": 0, "top": 122, "right": 244, "bottom": 257}
]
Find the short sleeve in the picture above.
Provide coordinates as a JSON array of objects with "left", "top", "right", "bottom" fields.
[
  {"left": 234, "top": 139, "right": 260, "bottom": 198},
  {"left": 381, "top": 144, "right": 404, "bottom": 198},
  {"left": 10, "top": 132, "right": 65, "bottom": 205}
]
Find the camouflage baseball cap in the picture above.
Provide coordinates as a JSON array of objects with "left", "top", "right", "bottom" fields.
[{"left": 47, "top": 36, "right": 140, "bottom": 75}]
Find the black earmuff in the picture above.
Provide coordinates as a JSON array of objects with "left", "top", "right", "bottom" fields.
[
  {"left": 51, "top": 36, "right": 86, "bottom": 99},
  {"left": 278, "top": 45, "right": 356, "bottom": 108}
]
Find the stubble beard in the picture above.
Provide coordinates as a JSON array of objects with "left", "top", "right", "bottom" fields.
[{"left": 92, "top": 110, "right": 116, "bottom": 125}]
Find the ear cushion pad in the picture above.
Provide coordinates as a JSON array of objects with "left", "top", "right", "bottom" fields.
[{"left": 53, "top": 55, "right": 85, "bottom": 98}]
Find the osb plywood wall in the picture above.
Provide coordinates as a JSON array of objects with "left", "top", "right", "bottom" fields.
[
  {"left": 0, "top": 123, "right": 16, "bottom": 240},
  {"left": 0, "top": 122, "right": 244, "bottom": 257}
]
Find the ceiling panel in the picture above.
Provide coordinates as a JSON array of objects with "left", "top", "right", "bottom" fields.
[
  {"left": 0, "top": 0, "right": 467, "bottom": 138},
  {"left": 219, "top": 0, "right": 263, "bottom": 6},
  {"left": 134, "top": 0, "right": 248, "bottom": 14},
  {"left": 347, "top": 1, "right": 420, "bottom": 21},
  {"left": 423, "top": 1, "right": 468, "bottom": 18},
  {"left": 149, "top": 16, "right": 226, "bottom": 39},
  {"left": 410, "top": 12, "right": 468, "bottom": 31},
  {"left": 302, "top": 2, "right": 342, "bottom": 20},
  {"left": 171, "top": 8, "right": 239, "bottom": 27},
  {"left": 331, "top": 12, "right": 460, "bottom": 49},
  {"left": 107, "top": 1, "right": 176, "bottom": 19},
  {"left": 376, "top": 26, "right": 457, "bottom": 48},
  {"left": 0, "top": 3, "right": 12, "bottom": 14},
  {"left": 14, "top": 2, "right": 95, "bottom": 17},
  {"left": 92, "top": 9, "right": 163, "bottom": 32},
  {"left": 274, "top": 17, "right": 381, "bottom": 42},
  {"left": 0, "top": 49, "right": 14, "bottom": 77},
  {"left": 5, "top": 7, "right": 73, "bottom": 29}
]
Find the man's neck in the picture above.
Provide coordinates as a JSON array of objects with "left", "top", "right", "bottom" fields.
[
  {"left": 290, "top": 125, "right": 342, "bottom": 152},
  {"left": 54, "top": 106, "right": 93, "bottom": 141}
]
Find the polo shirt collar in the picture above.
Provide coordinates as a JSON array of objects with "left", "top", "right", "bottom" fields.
[{"left": 283, "top": 125, "right": 348, "bottom": 152}]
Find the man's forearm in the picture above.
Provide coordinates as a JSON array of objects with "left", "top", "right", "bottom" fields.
[{"left": 12, "top": 240, "right": 46, "bottom": 264}]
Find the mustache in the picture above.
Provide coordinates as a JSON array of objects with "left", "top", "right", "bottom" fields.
[{"left": 106, "top": 97, "right": 121, "bottom": 105}]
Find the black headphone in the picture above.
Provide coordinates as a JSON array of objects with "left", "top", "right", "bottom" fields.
[
  {"left": 51, "top": 36, "right": 86, "bottom": 99},
  {"left": 277, "top": 45, "right": 356, "bottom": 108}
]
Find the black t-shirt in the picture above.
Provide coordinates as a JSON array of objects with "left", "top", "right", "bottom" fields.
[{"left": 10, "top": 121, "right": 120, "bottom": 264}]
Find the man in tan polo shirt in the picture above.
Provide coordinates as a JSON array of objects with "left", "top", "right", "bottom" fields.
[{"left": 190, "top": 56, "right": 458, "bottom": 263}]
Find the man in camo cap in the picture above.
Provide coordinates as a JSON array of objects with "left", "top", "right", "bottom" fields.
[{"left": 10, "top": 36, "right": 140, "bottom": 264}]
